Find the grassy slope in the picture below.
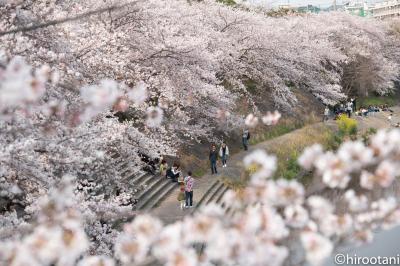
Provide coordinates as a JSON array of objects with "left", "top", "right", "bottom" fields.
[{"left": 176, "top": 82, "right": 325, "bottom": 178}]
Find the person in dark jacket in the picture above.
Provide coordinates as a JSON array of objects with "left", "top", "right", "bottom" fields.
[
  {"left": 166, "top": 162, "right": 180, "bottom": 182},
  {"left": 352, "top": 98, "right": 356, "bottom": 112},
  {"left": 209, "top": 145, "right": 218, "bottom": 174},
  {"left": 242, "top": 129, "right": 250, "bottom": 151}
]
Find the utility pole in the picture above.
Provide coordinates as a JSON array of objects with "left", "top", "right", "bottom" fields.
[{"left": 333, "top": 0, "right": 337, "bottom": 11}]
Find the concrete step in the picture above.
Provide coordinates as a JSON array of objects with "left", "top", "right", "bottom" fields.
[
  {"left": 126, "top": 171, "right": 149, "bottom": 185},
  {"left": 206, "top": 182, "right": 225, "bottom": 205},
  {"left": 120, "top": 168, "right": 131, "bottom": 178},
  {"left": 193, "top": 180, "right": 220, "bottom": 212},
  {"left": 135, "top": 176, "right": 166, "bottom": 202},
  {"left": 117, "top": 161, "right": 129, "bottom": 170},
  {"left": 144, "top": 182, "right": 179, "bottom": 211},
  {"left": 136, "top": 180, "right": 178, "bottom": 210},
  {"left": 216, "top": 187, "right": 229, "bottom": 205}
]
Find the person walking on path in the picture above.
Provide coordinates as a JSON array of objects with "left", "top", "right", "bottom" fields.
[
  {"left": 177, "top": 181, "right": 186, "bottom": 210},
  {"left": 219, "top": 142, "right": 229, "bottom": 167},
  {"left": 346, "top": 101, "right": 353, "bottom": 118},
  {"left": 323, "top": 106, "right": 330, "bottom": 121},
  {"left": 242, "top": 129, "right": 250, "bottom": 151},
  {"left": 209, "top": 145, "right": 218, "bottom": 174},
  {"left": 352, "top": 98, "right": 356, "bottom": 112},
  {"left": 184, "top": 171, "right": 194, "bottom": 208}
]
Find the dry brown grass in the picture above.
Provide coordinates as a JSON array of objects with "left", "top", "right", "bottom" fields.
[
  {"left": 267, "top": 123, "right": 337, "bottom": 178},
  {"left": 177, "top": 153, "right": 209, "bottom": 178}
]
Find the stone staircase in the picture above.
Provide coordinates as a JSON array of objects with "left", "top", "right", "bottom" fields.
[
  {"left": 111, "top": 150, "right": 234, "bottom": 224},
  {"left": 191, "top": 178, "right": 241, "bottom": 221},
  {"left": 110, "top": 151, "right": 178, "bottom": 212},
  {"left": 193, "top": 179, "right": 230, "bottom": 213}
]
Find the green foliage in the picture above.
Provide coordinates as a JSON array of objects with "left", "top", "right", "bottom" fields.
[
  {"left": 326, "top": 132, "right": 343, "bottom": 150},
  {"left": 337, "top": 114, "right": 358, "bottom": 137},
  {"left": 358, "top": 95, "right": 396, "bottom": 107},
  {"left": 275, "top": 127, "right": 343, "bottom": 180},
  {"left": 249, "top": 120, "right": 304, "bottom": 145},
  {"left": 278, "top": 151, "right": 301, "bottom": 180},
  {"left": 216, "top": 0, "right": 236, "bottom": 6},
  {"left": 243, "top": 78, "right": 258, "bottom": 94},
  {"left": 193, "top": 168, "right": 206, "bottom": 178},
  {"left": 362, "top": 127, "right": 377, "bottom": 144}
]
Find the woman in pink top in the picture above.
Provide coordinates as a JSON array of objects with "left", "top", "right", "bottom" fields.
[{"left": 184, "top": 171, "right": 194, "bottom": 208}]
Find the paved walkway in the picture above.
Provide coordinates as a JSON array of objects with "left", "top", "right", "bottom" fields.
[
  {"left": 150, "top": 107, "right": 400, "bottom": 224},
  {"left": 149, "top": 144, "right": 252, "bottom": 224},
  {"left": 150, "top": 122, "right": 335, "bottom": 223}
]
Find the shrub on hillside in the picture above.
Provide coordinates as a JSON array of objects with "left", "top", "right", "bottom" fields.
[{"left": 337, "top": 114, "right": 358, "bottom": 138}]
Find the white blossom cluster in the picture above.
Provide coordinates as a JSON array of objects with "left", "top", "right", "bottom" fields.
[
  {"left": 1, "top": 128, "right": 400, "bottom": 266},
  {"left": 1, "top": 0, "right": 399, "bottom": 117},
  {"left": 245, "top": 111, "right": 282, "bottom": 128},
  {"left": 0, "top": 1, "right": 400, "bottom": 265},
  {"left": 0, "top": 56, "right": 171, "bottom": 254}
]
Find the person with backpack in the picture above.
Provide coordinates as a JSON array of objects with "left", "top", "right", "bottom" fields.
[
  {"left": 242, "top": 129, "right": 250, "bottom": 151},
  {"left": 219, "top": 142, "right": 229, "bottom": 168},
  {"left": 209, "top": 145, "right": 218, "bottom": 174},
  {"left": 184, "top": 171, "right": 194, "bottom": 208}
]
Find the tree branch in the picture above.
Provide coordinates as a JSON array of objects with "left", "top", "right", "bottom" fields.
[{"left": 0, "top": 2, "right": 139, "bottom": 37}]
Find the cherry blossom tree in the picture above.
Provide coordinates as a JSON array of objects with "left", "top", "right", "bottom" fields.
[
  {"left": 2, "top": 127, "right": 400, "bottom": 266},
  {"left": 1, "top": 0, "right": 400, "bottom": 265}
]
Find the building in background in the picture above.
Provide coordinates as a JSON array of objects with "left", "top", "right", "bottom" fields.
[
  {"left": 297, "top": 4, "right": 321, "bottom": 13},
  {"left": 370, "top": 0, "right": 400, "bottom": 18},
  {"left": 277, "top": 4, "right": 294, "bottom": 9},
  {"left": 344, "top": 1, "right": 371, "bottom": 17}
]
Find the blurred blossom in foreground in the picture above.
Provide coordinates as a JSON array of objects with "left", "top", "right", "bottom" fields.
[
  {"left": 262, "top": 111, "right": 281, "bottom": 125},
  {"left": 80, "top": 79, "right": 121, "bottom": 121},
  {"left": 1, "top": 92, "right": 400, "bottom": 266},
  {"left": 301, "top": 232, "right": 333, "bottom": 266},
  {"left": 128, "top": 81, "right": 148, "bottom": 105},
  {"left": 243, "top": 149, "right": 277, "bottom": 182},
  {"left": 245, "top": 111, "right": 282, "bottom": 128},
  {"left": 245, "top": 113, "right": 259, "bottom": 128},
  {"left": 77, "top": 256, "right": 115, "bottom": 266},
  {"left": 0, "top": 56, "right": 47, "bottom": 111},
  {"left": 146, "top": 106, "right": 164, "bottom": 128},
  {"left": 0, "top": 175, "right": 89, "bottom": 265}
]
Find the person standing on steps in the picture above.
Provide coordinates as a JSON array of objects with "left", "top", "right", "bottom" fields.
[
  {"left": 209, "top": 145, "right": 218, "bottom": 174},
  {"left": 219, "top": 142, "right": 229, "bottom": 167},
  {"left": 242, "top": 129, "right": 250, "bottom": 151},
  {"left": 184, "top": 171, "right": 194, "bottom": 208}
]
